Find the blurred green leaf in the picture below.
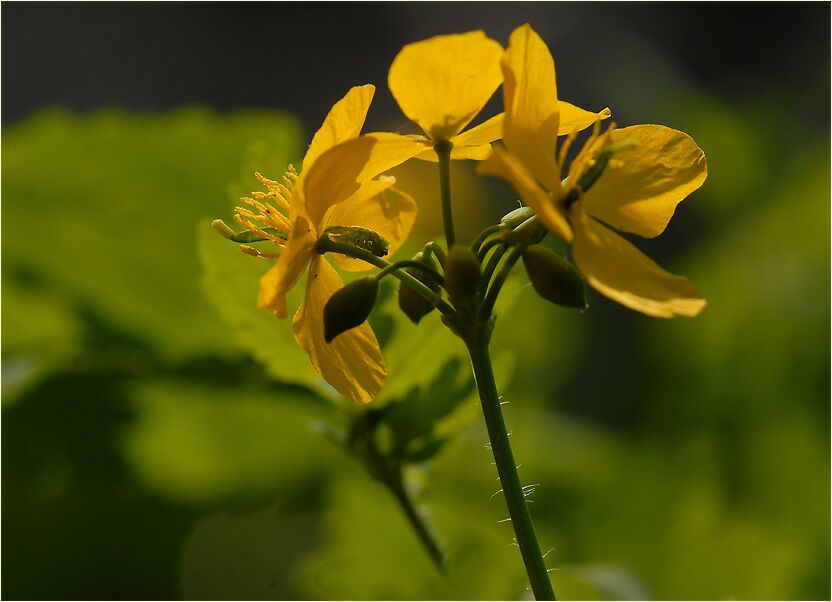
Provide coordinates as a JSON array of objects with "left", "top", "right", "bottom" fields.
[
  {"left": 558, "top": 564, "right": 651, "bottom": 601},
  {"left": 121, "top": 379, "right": 334, "bottom": 507},
  {"left": 1, "top": 282, "right": 84, "bottom": 404},
  {"left": 2, "top": 108, "right": 303, "bottom": 363},
  {"left": 197, "top": 222, "right": 326, "bottom": 395}
]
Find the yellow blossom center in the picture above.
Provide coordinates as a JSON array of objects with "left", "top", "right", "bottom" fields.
[{"left": 233, "top": 165, "right": 298, "bottom": 258}]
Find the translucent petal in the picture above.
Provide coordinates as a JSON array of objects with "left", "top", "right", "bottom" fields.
[
  {"left": 357, "top": 132, "right": 429, "bottom": 180},
  {"left": 293, "top": 257, "right": 386, "bottom": 403},
  {"left": 501, "top": 24, "right": 560, "bottom": 191},
  {"left": 303, "top": 85, "right": 375, "bottom": 171},
  {"left": 302, "top": 136, "right": 377, "bottom": 229},
  {"left": 414, "top": 144, "right": 492, "bottom": 162},
  {"left": 478, "top": 145, "right": 573, "bottom": 243},
  {"left": 557, "top": 101, "right": 611, "bottom": 135},
  {"left": 416, "top": 113, "right": 503, "bottom": 163},
  {"left": 583, "top": 125, "right": 707, "bottom": 238},
  {"left": 389, "top": 31, "right": 503, "bottom": 141},
  {"left": 414, "top": 113, "right": 505, "bottom": 162},
  {"left": 454, "top": 113, "right": 504, "bottom": 146},
  {"left": 571, "top": 207, "right": 706, "bottom": 318},
  {"left": 257, "top": 216, "right": 316, "bottom": 318},
  {"left": 329, "top": 183, "right": 417, "bottom": 271}
]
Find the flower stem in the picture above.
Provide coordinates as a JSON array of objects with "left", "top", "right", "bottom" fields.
[
  {"left": 317, "top": 237, "right": 454, "bottom": 315},
  {"left": 471, "top": 224, "right": 507, "bottom": 254},
  {"left": 480, "top": 247, "right": 523, "bottom": 319},
  {"left": 387, "top": 468, "right": 446, "bottom": 574},
  {"left": 435, "top": 140, "right": 455, "bottom": 248},
  {"left": 466, "top": 333, "right": 556, "bottom": 600},
  {"left": 376, "top": 260, "right": 445, "bottom": 286}
]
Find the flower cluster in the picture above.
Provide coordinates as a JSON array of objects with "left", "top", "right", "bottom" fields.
[{"left": 215, "top": 24, "right": 707, "bottom": 404}]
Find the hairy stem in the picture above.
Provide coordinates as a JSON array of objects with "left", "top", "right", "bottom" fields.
[{"left": 466, "top": 333, "right": 556, "bottom": 600}]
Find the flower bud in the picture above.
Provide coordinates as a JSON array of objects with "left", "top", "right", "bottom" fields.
[
  {"left": 323, "top": 276, "right": 379, "bottom": 342},
  {"left": 522, "top": 246, "right": 587, "bottom": 310},
  {"left": 503, "top": 216, "right": 547, "bottom": 247},
  {"left": 500, "top": 206, "right": 535, "bottom": 228},
  {"left": 443, "top": 245, "right": 481, "bottom": 307},
  {"left": 398, "top": 252, "right": 440, "bottom": 323},
  {"left": 322, "top": 226, "right": 390, "bottom": 257}
]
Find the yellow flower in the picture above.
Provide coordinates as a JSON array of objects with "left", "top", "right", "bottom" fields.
[
  {"left": 234, "top": 85, "right": 419, "bottom": 403},
  {"left": 479, "top": 24, "right": 707, "bottom": 318},
  {"left": 383, "top": 30, "right": 610, "bottom": 162}
]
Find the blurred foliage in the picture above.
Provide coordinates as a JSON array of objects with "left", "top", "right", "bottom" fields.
[{"left": 3, "top": 36, "right": 830, "bottom": 600}]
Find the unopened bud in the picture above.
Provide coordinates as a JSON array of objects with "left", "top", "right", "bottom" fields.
[
  {"left": 398, "top": 253, "right": 441, "bottom": 323},
  {"left": 323, "top": 226, "right": 390, "bottom": 258},
  {"left": 522, "top": 246, "right": 587, "bottom": 310},
  {"left": 443, "top": 245, "right": 481, "bottom": 307},
  {"left": 323, "top": 276, "right": 379, "bottom": 343},
  {"left": 500, "top": 206, "right": 535, "bottom": 228},
  {"left": 503, "top": 216, "right": 547, "bottom": 246}
]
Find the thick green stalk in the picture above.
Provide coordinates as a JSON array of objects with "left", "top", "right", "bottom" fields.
[
  {"left": 467, "top": 333, "right": 556, "bottom": 600},
  {"left": 435, "top": 140, "right": 455, "bottom": 248}
]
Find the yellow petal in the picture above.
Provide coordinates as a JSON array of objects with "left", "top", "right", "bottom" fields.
[
  {"left": 571, "top": 206, "right": 706, "bottom": 318},
  {"left": 454, "top": 112, "right": 505, "bottom": 146},
  {"left": 303, "top": 84, "right": 375, "bottom": 171},
  {"left": 357, "top": 132, "right": 430, "bottom": 179},
  {"left": 582, "top": 125, "right": 707, "bottom": 238},
  {"left": 414, "top": 113, "right": 505, "bottom": 162},
  {"left": 478, "top": 145, "right": 573, "bottom": 243},
  {"left": 293, "top": 257, "right": 386, "bottom": 403},
  {"left": 557, "top": 101, "right": 611, "bottom": 135},
  {"left": 329, "top": 182, "right": 417, "bottom": 271},
  {"left": 501, "top": 24, "right": 561, "bottom": 191},
  {"left": 389, "top": 31, "right": 503, "bottom": 141},
  {"left": 258, "top": 215, "right": 316, "bottom": 318},
  {"left": 415, "top": 144, "right": 492, "bottom": 162},
  {"left": 302, "top": 136, "right": 377, "bottom": 230}
]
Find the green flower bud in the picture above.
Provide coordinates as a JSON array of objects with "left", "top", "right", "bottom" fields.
[
  {"left": 522, "top": 246, "right": 587, "bottom": 310},
  {"left": 323, "top": 276, "right": 379, "bottom": 343},
  {"left": 443, "top": 245, "right": 481, "bottom": 307},
  {"left": 398, "top": 252, "right": 441, "bottom": 323},
  {"left": 503, "top": 216, "right": 547, "bottom": 247},
  {"left": 500, "top": 206, "right": 535, "bottom": 228},
  {"left": 323, "top": 226, "right": 389, "bottom": 257}
]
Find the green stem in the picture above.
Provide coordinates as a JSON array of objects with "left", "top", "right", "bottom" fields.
[
  {"left": 480, "top": 247, "right": 523, "bottom": 319},
  {"left": 478, "top": 237, "right": 505, "bottom": 262},
  {"left": 466, "top": 334, "right": 556, "bottom": 600},
  {"left": 387, "top": 469, "right": 447, "bottom": 573},
  {"left": 471, "top": 224, "right": 507, "bottom": 254},
  {"left": 316, "top": 238, "right": 454, "bottom": 316},
  {"left": 478, "top": 244, "right": 506, "bottom": 298},
  {"left": 376, "top": 260, "right": 445, "bottom": 286},
  {"left": 424, "top": 241, "right": 447, "bottom": 267},
  {"left": 435, "top": 140, "right": 455, "bottom": 248}
]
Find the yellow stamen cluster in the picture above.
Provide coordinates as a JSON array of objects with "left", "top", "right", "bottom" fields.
[{"left": 233, "top": 165, "right": 298, "bottom": 258}]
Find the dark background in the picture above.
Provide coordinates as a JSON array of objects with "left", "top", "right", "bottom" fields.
[{"left": 4, "top": 3, "right": 828, "bottom": 130}]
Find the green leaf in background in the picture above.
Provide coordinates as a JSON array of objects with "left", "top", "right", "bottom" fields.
[
  {"left": 1, "top": 281, "right": 84, "bottom": 405},
  {"left": 2, "top": 108, "right": 303, "bottom": 369},
  {"left": 197, "top": 221, "right": 325, "bottom": 396},
  {"left": 121, "top": 379, "right": 335, "bottom": 507}
]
